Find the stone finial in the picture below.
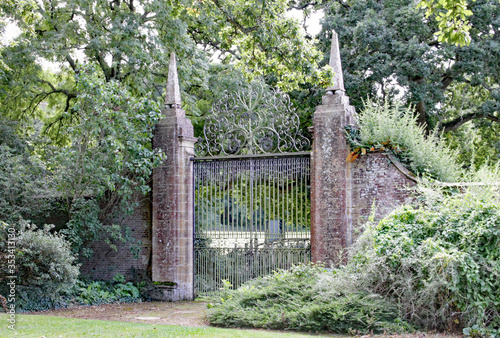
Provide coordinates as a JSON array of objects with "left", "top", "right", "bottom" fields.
[
  {"left": 165, "top": 52, "right": 182, "bottom": 108},
  {"left": 327, "top": 30, "right": 345, "bottom": 94}
]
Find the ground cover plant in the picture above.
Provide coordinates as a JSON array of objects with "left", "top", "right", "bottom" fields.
[
  {"left": 207, "top": 168, "right": 500, "bottom": 336},
  {"left": 14, "top": 275, "right": 144, "bottom": 313},
  {"left": 207, "top": 265, "right": 411, "bottom": 334}
]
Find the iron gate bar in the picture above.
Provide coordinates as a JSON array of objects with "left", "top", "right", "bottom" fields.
[
  {"left": 193, "top": 152, "right": 311, "bottom": 295},
  {"left": 190, "top": 151, "right": 311, "bottom": 162}
]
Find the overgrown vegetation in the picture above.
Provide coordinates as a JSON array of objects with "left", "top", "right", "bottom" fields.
[
  {"left": 352, "top": 168, "right": 500, "bottom": 334},
  {"left": 0, "top": 219, "right": 144, "bottom": 312},
  {"left": 207, "top": 265, "right": 411, "bottom": 334},
  {"left": 345, "top": 99, "right": 463, "bottom": 182},
  {"left": 207, "top": 167, "right": 500, "bottom": 335},
  {"left": 0, "top": 219, "right": 79, "bottom": 312}
]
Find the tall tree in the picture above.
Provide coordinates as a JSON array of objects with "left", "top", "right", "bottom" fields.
[
  {"left": 319, "top": 0, "right": 499, "bottom": 136},
  {"left": 0, "top": 0, "right": 330, "bottom": 133}
]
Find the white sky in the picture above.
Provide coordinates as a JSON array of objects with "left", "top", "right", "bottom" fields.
[
  {"left": 289, "top": 9, "right": 323, "bottom": 37},
  {"left": 1, "top": 22, "right": 21, "bottom": 43}
]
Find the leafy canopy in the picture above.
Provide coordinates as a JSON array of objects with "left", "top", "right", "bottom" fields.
[
  {"left": 0, "top": 0, "right": 331, "bottom": 135},
  {"left": 319, "top": 0, "right": 499, "bottom": 134},
  {"left": 0, "top": 0, "right": 331, "bottom": 257},
  {"left": 48, "top": 64, "right": 165, "bottom": 256},
  {"left": 418, "top": 0, "right": 474, "bottom": 46}
]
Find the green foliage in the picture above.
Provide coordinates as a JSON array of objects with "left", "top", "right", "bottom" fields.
[
  {"left": 351, "top": 175, "right": 500, "bottom": 331},
  {"left": 447, "top": 118, "right": 500, "bottom": 171},
  {"left": 0, "top": 219, "right": 80, "bottom": 312},
  {"left": 0, "top": 0, "right": 39, "bottom": 35},
  {"left": 463, "top": 324, "right": 500, "bottom": 337},
  {"left": 0, "top": 120, "right": 55, "bottom": 223},
  {"left": 0, "top": 229, "right": 142, "bottom": 313},
  {"left": 208, "top": 168, "right": 500, "bottom": 334},
  {"left": 53, "top": 64, "right": 164, "bottom": 199},
  {"left": 1, "top": 64, "right": 164, "bottom": 257},
  {"left": 207, "top": 264, "right": 411, "bottom": 334},
  {"left": 181, "top": 0, "right": 331, "bottom": 91},
  {"left": 47, "top": 64, "right": 164, "bottom": 256},
  {"left": 0, "top": 0, "right": 40, "bottom": 73},
  {"left": 319, "top": 0, "right": 500, "bottom": 136},
  {"left": 73, "top": 277, "right": 140, "bottom": 306},
  {"left": 418, "top": 0, "right": 474, "bottom": 46},
  {"left": 13, "top": 277, "right": 143, "bottom": 313},
  {"left": 0, "top": 0, "right": 329, "bottom": 134},
  {"left": 442, "top": 81, "right": 500, "bottom": 169},
  {"left": 346, "top": 99, "right": 462, "bottom": 182}
]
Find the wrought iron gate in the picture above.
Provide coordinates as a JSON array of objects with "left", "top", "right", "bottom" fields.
[
  {"left": 193, "top": 153, "right": 311, "bottom": 295},
  {"left": 192, "top": 81, "right": 312, "bottom": 295}
]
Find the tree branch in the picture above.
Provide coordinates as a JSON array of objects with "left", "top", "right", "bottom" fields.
[
  {"left": 96, "top": 53, "right": 112, "bottom": 81},
  {"left": 441, "top": 74, "right": 454, "bottom": 91},
  {"left": 288, "top": 2, "right": 318, "bottom": 11},
  {"left": 439, "top": 113, "right": 500, "bottom": 132},
  {"left": 66, "top": 55, "right": 78, "bottom": 72},
  {"left": 188, "top": 27, "right": 241, "bottom": 59},
  {"left": 211, "top": 0, "right": 259, "bottom": 34}
]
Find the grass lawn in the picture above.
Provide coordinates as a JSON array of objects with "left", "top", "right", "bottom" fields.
[{"left": 0, "top": 314, "right": 321, "bottom": 337}]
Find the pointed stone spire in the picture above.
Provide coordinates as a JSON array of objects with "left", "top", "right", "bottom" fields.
[
  {"left": 327, "top": 30, "right": 345, "bottom": 94},
  {"left": 165, "top": 52, "right": 182, "bottom": 108}
]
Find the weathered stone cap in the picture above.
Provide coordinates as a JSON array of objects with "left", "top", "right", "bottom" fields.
[
  {"left": 326, "top": 30, "right": 345, "bottom": 94},
  {"left": 165, "top": 52, "right": 182, "bottom": 108}
]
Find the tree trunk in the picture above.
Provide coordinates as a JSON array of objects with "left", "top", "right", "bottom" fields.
[{"left": 416, "top": 100, "right": 429, "bottom": 132}]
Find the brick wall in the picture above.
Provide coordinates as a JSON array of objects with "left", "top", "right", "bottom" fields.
[
  {"left": 349, "top": 152, "right": 416, "bottom": 243},
  {"left": 79, "top": 195, "right": 152, "bottom": 280},
  {"left": 78, "top": 152, "right": 415, "bottom": 279}
]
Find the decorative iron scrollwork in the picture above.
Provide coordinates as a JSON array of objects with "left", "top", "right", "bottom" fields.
[{"left": 196, "top": 82, "right": 311, "bottom": 156}]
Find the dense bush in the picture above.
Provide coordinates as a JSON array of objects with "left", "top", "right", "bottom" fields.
[
  {"left": 0, "top": 121, "right": 55, "bottom": 224},
  {"left": 207, "top": 264, "right": 411, "bottom": 334},
  {"left": 350, "top": 178, "right": 500, "bottom": 333},
  {"left": 0, "top": 219, "right": 146, "bottom": 312},
  {"left": 207, "top": 169, "right": 500, "bottom": 335},
  {"left": 345, "top": 99, "right": 462, "bottom": 182},
  {"left": 0, "top": 219, "right": 80, "bottom": 312}
]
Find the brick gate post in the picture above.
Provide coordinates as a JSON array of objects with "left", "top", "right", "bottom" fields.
[
  {"left": 152, "top": 52, "right": 196, "bottom": 300},
  {"left": 311, "top": 31, "right": 356, "bottom": 265}
]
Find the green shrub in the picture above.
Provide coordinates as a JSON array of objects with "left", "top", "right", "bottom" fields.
[
  {"left": 207, "top": 264, "right": 411, "bottom": 334},
  {"left": 350, "top": 177, "right": 500, "bottom": 332},
  {"left": 346, "top": 99, "right": 462, "bottom": 182},
  {"left": 207, "top": 168, "right": 500, "bottom": 335},
  {"left": 73, "top": 276, "right": 141, "bottom": 306},
  {"left": 0, "top": 219, "right": 80, "bottom": 312}
]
